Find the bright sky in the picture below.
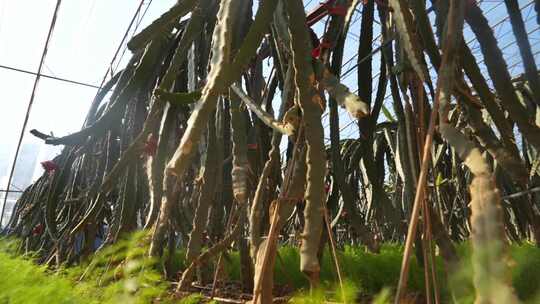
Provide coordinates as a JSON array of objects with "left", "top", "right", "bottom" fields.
[
  {"left": 0, "top": 0, "right": 538, "bottom": 193},
  {"left": 0, "top": 0, "right": 175, "bottom": 191}
]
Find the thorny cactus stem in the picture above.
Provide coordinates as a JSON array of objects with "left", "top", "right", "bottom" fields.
[
  {"left": 442, "top": 127, "right": 519, "bottom": 304},
  {"left": 144, "top": 104, "right": 175, "bottom": 229},
  {"left": 150, "top": 0, "right": 278, "bottom": 257},
  {"left": 127, "top": 0, "right": 197, "bottom": 51},
  {"left": 252, "top": 137, "right": 307, "bottom": 304},
  {"left": 285, "top": 0, "right": 327, "bottom": 285},
  {"left": 465, "top": 2, "right": 540, "bottom": 150},
  {"left": 436, "top": 2, "right": 518, "bottom": 303},
  {"left": 313, "top": 60, "right": 369, "bottom": 119},
  {"left": 177, "top": 204, "right": 247, "bottom": 291},
  {"left": 69, "top": 38, "right": 168, "bottom": 236},
  {"left": 45, "top": 36, "right": 164, "bottom": 147},
  {"left": 250, "top": 65, "right": 294, "bottom": 259},
  {"left": 145, "top": 1, "right": 210, "bottom": 229},
  {"left": 149, "top": 0, "right": 237, "bottom": 257},
  {"left": 438, "top": 78, "right": 519, "bottom": 303},
  {"left": 185, "top": 115, "right": 218, "bottom": 264},
  {"left": 395, "top": 0, "right": 456, "bottom": 300},
  {"left": 229, "top": 85, "right": 249, "bottom": 205},
  {"left": 388, "top": 0, "right": 430, "bottom": 83},
  {"left": 230, "top": 84, "right": 295, "bottom": 136}
]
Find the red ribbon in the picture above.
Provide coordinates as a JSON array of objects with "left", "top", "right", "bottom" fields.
[
  {"left": 326, "top": 4, "right": 347, "bottom": 16},
  {"left": 144, "top": 134, "right": 158, "bottom": 156},
  {"left": 41, "top": 160, "right": 58, "bottom": 173},
  {"left": 32, "top": 223, "right": 44, "bottom": 236},
  {"left": 311, "top": 40, "right": 333, "bottom": 58}
]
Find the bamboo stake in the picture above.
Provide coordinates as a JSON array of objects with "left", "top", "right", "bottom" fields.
[{"left": 393, "top": 50, "right": 441, "bottom": 304}]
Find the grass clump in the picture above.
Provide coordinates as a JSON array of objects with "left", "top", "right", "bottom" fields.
[
  {"left": 0, "top": 232, "right": 171, "bottom": 304},
  {"left": 0, "top": 244, "right": 86, "bottom": 303},
  {"left": 60, "top": 231, "right": 172, "bottom": 304},
  {"left": 1, "top": 235, "right": 540, "bottom": 303}
]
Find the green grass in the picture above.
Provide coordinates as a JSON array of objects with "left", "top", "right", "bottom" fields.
[
  {"left": 1, "top": 235, "right": 539, "bottom": 303},
  {"left": 0, "top": 250, "right": 84, "bottom": 304},
  {"left": 222, "top": 244, "right": 438, "bottom": 296},
  {"left": 0, "top": 232, "right": 173, "bottom": 304},
  {"left": 220, "top": 243, "right": 540, "bottom": 302}
]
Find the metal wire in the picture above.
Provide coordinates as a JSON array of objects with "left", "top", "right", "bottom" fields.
[
  {"left": 0, "top": 63, "right": 100, "bottom": 89},
  {"left": 94, "top": 0, "right": 147, "bottom": 95}
]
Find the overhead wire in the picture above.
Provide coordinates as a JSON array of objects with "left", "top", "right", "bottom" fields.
[
  {"left": 112, "top": 0, "right": 154, "bottom": 74},
  {"left": 81, "top": 0, "right": 148, "bottom": 127},
  {"left": 0, "top": 63, "right": 100, "bottom": 89},
  {"left": 94, "top": 0, "right": 147, "bottom": 93}
]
